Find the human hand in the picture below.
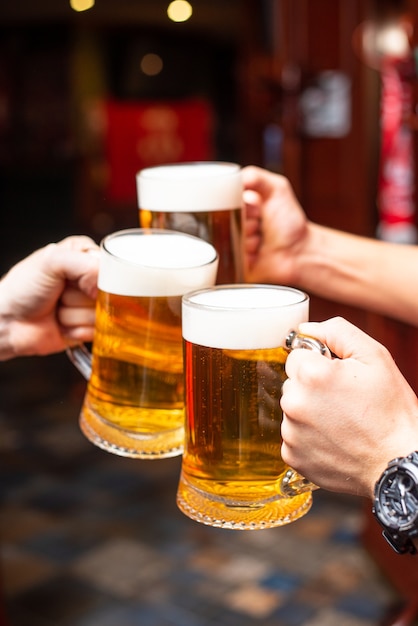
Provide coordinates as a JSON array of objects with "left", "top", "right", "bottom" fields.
[
  {"left": 281, "top": 317, "right": 418, "bottom": 499},
  {"left": 0, "top": 235, "right": 99, "bottom": 359},
  {"left": 242, "top": 166, "right": 308, "bottom": 284}
]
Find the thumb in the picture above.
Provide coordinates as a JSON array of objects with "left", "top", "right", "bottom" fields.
[{"left": 297, "top": 317, "right": 382, "bottom": 361}]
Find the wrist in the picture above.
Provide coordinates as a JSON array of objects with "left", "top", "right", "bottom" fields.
[
  {"left": 292, "top": 223, "right": 336, "bottom": 291},
  {"left": 0, "top": 315, "right": 16, "bottom": 361},
  {"left": 0, "top": 280, "right": 18, "bottom": 361}
]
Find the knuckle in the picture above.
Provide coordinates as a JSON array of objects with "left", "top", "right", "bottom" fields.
[
  {"left": 287, "top": 350, "right": 324, "bottom": 386},
  {"left": 281, "top": 441, "right": 297, "bottom": 468}
]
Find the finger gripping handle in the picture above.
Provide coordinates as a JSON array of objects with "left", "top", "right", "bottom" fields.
[{"left": 279, "top": 330, "right": 331, "bottom": 498}]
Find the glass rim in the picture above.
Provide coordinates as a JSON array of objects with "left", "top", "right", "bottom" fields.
[
  {"left": 137, "top": 161, "right": 241, "bottom": 180},
  {"left": 182, "top": 284, "right": 309, "bottom": 311},
  {"left": 101, "top": 228, "right": 218, "bottom": 270}
]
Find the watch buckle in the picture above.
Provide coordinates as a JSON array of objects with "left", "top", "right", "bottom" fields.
[{"left": 382, "top": 530, "right": 417, "bottom": 556}]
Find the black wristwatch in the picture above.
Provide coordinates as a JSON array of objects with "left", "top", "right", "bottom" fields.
[{"left": 372, "top": 451, "right": 418, "bottom": 555}]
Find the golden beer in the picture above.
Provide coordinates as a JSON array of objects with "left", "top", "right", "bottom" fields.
[
  {"left": 137, "top": 162, "right": 244, "bottom": 284},
  {"left": 84, "top": 292, "right": 183, "bottom": 435},
  {"left": 78, "top": 229, "right": 218, "bottom": 459},
  {"left": 177, "top": 285, "right": 312, "bottom": 528}
]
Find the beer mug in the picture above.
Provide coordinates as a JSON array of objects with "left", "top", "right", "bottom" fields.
[
  {"left": 67, "top": 228, "right": 218, "bottom": 459},
  {"left": 177, "top": 284, "right": 330, "bottom": 529},
  {"left": 136, "top": 162, "right": 244, "bottom": 284}
]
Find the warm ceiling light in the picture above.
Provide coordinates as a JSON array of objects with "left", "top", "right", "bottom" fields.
[
  {"left": 167, "top": 0, "right": 193, "bottom": 23},
  {"left": 140, "top": 53, "right": 164, "bottom": 76},
  {"left": 375, "top": 23, "right": 410, "bottom": 57},
  {"left": 70, "top": 0, "right": 95, "bottom": 11},
  {"left": 354, "top": 18, "right": 412, "bottom": 68}
]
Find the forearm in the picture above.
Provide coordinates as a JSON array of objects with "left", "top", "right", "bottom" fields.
[{"left": 295, "top": 223, "right": 418, "bottom": 325}]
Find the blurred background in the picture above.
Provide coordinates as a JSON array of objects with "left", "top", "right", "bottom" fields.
[
  {"left": 0, "top": 0, "right": 391, "bottom": 262},
  {"left": 1, "top": 0, "right": 418, "bottom": 624}
]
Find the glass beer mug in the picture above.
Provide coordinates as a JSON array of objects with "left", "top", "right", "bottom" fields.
[
  {"left": 136, "top": 162, "right": 244, "bottom": 284},
  {"left": 67, "top": 228, "right": 218, "bottom": 459},
  {"left": 177, "top": 284, "right": 330, "bottom": 529}
]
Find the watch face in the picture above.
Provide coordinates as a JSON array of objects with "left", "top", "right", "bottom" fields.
[{"left": 378, "top": 465, "right": 418, "bottom": 531}]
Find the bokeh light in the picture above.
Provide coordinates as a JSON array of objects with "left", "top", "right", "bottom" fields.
[
  {"left": 167, "top": 1, "right": 193, "bottom": 23},
  {"left": 140, "top": 53, "right": 164, "bottom": 76},
  {"left": 70, "top": 0, "right": 95, "bottom": 12}
]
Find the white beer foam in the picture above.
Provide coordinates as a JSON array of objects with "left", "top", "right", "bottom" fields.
[
  {"left": 182, "top": 286, "right": 309, "bottom": 349},
  {"left": 98, "top": 231, "right": 218, "bottom": 296},
  {"left": 137, "top": 162, "right": 243, "bottom": 212}
]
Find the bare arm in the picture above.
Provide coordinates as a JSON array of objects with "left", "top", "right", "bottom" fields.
[
  {"left": 243, "top": 166, "right": 418, "bottom": 326},
  {"left": 296, "top": 223, "right": 418, "bottom": 325}
]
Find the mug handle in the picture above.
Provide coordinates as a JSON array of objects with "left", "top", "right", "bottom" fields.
[
  {"left": 66, "top": 344, "right": 92, "bottom": 381},
  {"left": 278, "top": 330, "right": 331, "bottom": 498}
]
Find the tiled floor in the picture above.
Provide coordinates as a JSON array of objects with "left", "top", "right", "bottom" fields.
[{"left": 0, "top": 352, "right": 404, "bottom": 626}]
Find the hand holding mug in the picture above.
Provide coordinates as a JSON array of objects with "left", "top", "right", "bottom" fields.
[
  {"left": 281, "top": 317, "right": 418, "bottom": 499},
  {"left": 0, "top": 236, "right": 98, "bottom": 359}
]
